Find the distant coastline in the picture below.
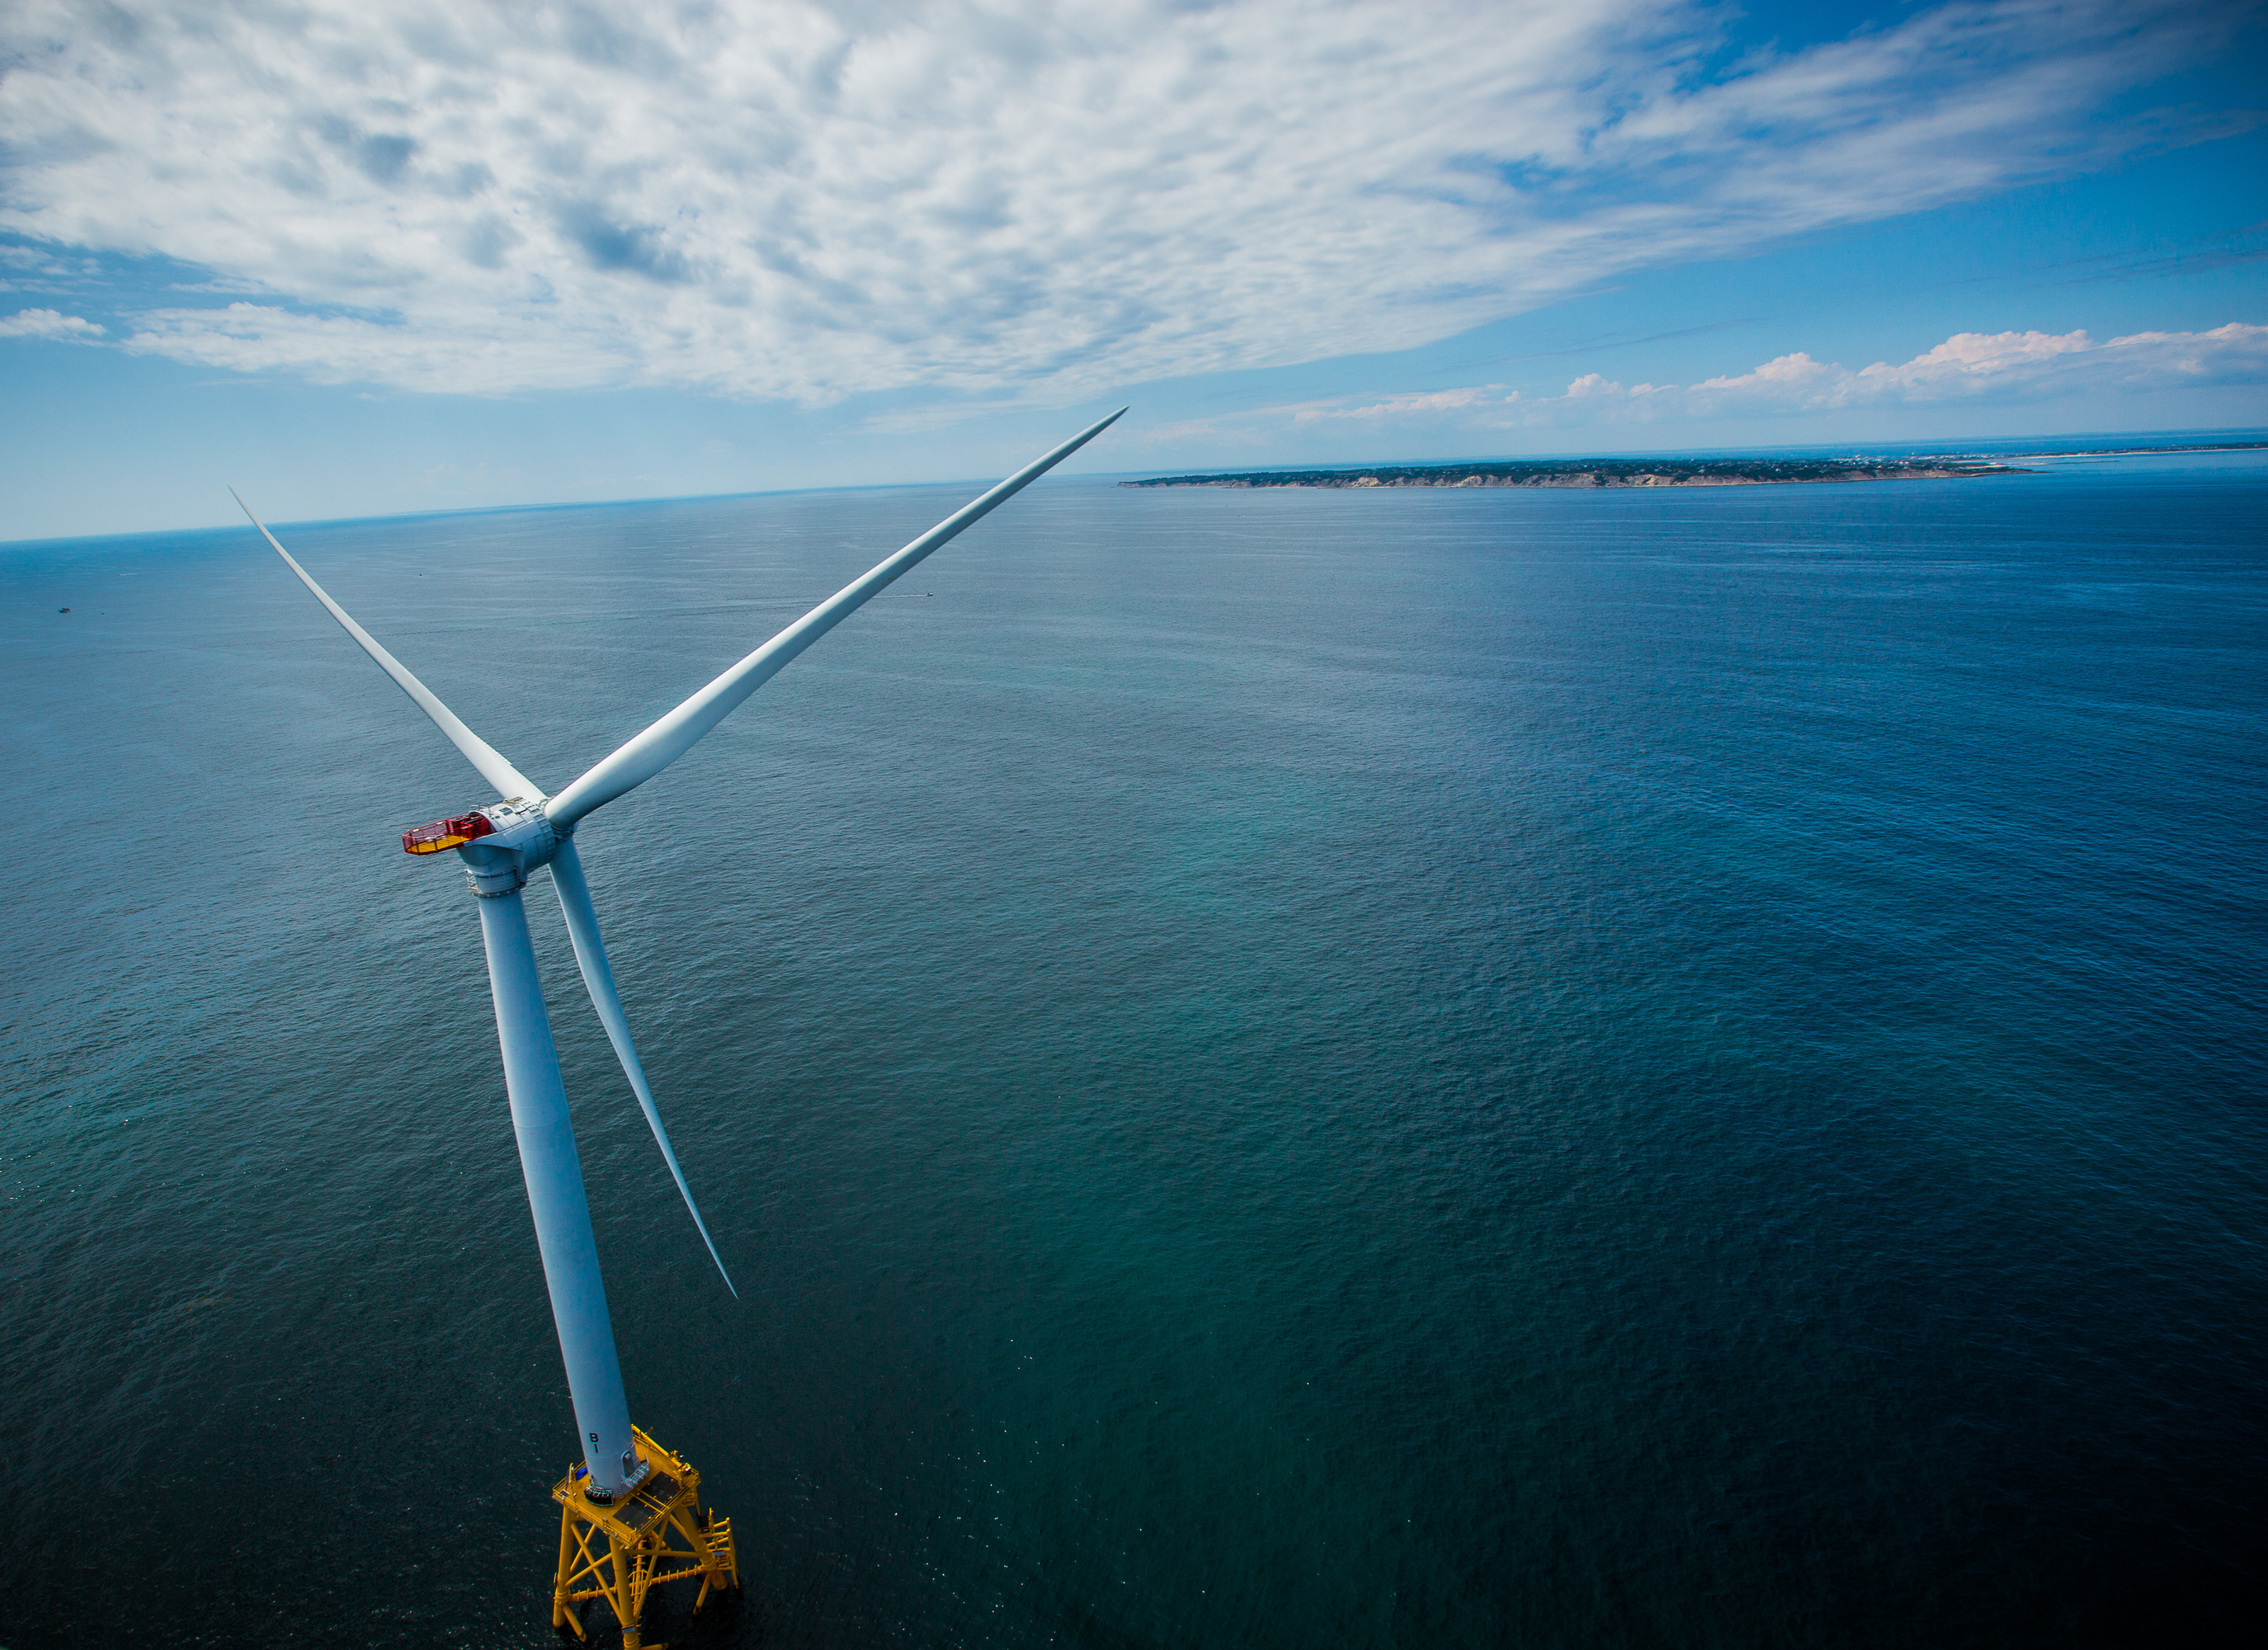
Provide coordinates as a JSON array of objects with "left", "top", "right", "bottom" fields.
[
  {"left": 1122, "top": 456, "right": 2023, "bottom": 489},
  {"left": 1120, "top": 441, "right": 2268, "bottom": 490}
]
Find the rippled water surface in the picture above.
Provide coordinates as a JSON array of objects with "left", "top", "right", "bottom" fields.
[{"left": 4, "top": 455, "right": 2265, "bottom": 1647}]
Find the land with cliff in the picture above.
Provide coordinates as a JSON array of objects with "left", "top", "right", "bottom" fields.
[{"left": 1121, "top": 455, "right": 2026, "bottom": 488}]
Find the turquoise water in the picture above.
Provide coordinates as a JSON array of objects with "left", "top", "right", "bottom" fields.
[{"left": 3, "top": 453, "right": 2265, "bottom": 1646}]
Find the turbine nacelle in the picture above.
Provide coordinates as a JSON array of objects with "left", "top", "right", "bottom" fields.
[{"left": 419, "top": 796, "right": 566, "bottom": 898}]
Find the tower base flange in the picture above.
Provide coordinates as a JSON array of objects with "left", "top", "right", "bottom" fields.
[{"left": 552, "top": 1426, "right": 738, "bottom": 1648}]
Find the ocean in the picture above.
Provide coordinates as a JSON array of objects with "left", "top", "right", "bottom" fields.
[{"left": 3, "top": 448, "right": 2264, "bottom": 1647}]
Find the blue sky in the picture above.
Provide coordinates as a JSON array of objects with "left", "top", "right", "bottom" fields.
[{"left": 3, "top": 0, "right": 2265, "bottom": 540}]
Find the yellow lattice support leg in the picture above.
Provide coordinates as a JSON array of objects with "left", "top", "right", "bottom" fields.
[
  {"left": 550, "top": 1427, "right": 740, "bottom": 1647},
  {"left": 554, "top": 1502, "right": 591, "bottom": 1639}
]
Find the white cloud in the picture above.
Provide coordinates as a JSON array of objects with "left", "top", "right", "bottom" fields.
[
  {"left": 0, "top": 1, "right": 2250, "bottom": 399},
  {"left": 1632, "top": 322, "right": 2268, "bottom": 415},
  {"left": 1260, "top": 323, "right": 2268, "bottom": 429},
  {"left": 118, "top": 303, "right": 623, "bottom": 390},
  {"left": 1294, "top": 388, "right": 1502, "bottom": 423},
  {"left": 0, "top": 307, "right": 104, "bottom": 338}
]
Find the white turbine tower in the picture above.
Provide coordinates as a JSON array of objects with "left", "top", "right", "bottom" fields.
[{"left": 235, "top": 409, "right": 1123, "bottom": 1645}]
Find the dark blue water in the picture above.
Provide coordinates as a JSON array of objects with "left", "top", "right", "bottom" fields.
[{"left": 4, "top": 455, "right": 2264, "bottom": 1647}]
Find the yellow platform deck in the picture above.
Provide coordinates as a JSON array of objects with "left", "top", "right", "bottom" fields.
[{"left": 551, "top": 1427, "right": 738, "bottom": 1649}]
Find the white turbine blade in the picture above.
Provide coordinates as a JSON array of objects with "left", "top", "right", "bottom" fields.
[
  {"left": 544, "top": 407, "right": 1126, "bottom": 829},
  {"left": 549, "top": 838, "right": 738, "bottom": 1298},
  {"left": 232, "top": 488, "right": 540, "bottom": 801}
]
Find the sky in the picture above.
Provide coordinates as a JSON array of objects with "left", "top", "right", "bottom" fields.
[{"left": 3, "top": 0, "right": 2266, "bottom": 540}]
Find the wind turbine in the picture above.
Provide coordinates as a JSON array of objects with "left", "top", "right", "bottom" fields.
[{"left": 235, "top": 409, "right": 1124, "bottom": 1646}]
